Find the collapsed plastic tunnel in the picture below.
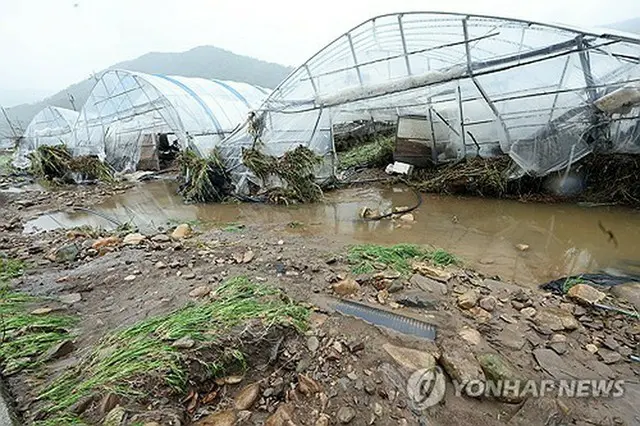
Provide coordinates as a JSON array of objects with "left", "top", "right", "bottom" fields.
[
  {"left": 219, "top": 12, "right": 640, "bottom": 194},
  {"left": 72, "top": 70, "right": 269, "bottom": 172}
]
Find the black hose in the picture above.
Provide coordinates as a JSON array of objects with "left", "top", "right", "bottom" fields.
[{"left": 362, "top": 181, "right": 423, "bottom": 221}]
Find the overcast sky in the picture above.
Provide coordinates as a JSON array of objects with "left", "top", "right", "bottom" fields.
[{"left": 0, "top": 0, "right": 638, "bottom": 95}]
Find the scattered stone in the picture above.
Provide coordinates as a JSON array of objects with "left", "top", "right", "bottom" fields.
[
  {"left": 298, "top": 374, "right": 322, "bottom": 396},
  {"left": 189, "top": 286, "right": 210, "bottom": 298},
  {"left": 439, "top": 342, "right": 485, "bottom": 384},
  {"left": 399, "top": 213, "right": 415, "bottom": 222},
  {"left": 495, "top": 325, "right": 526, "bottom": 351},
  {"left": 457, "top": 289, "right": 479, "bottom": 309},
  {"left": 520, "top": 307, "right": 537, "bottom": 318},
  {"left": 585, "top": 344, "right": 599, "bottom": 354},
  {"left": 264, "top": 404, "right": 293, "bottom": 426},
  {"left": 53, "top": 243, "right": 81, "bottom": 263},
  {"left": 307, "top": 336, "right": 320, "bottom": 353},
  {"left": 194, "top": 410, "right": 237, "bottom": 426},
  {"left": 617, "top": 346, "right": 632, "bottom": 357},
  {"left": 412, "top": 262, "right": 451, "bottom": 282},
  {"left": 59, "top": 293, "right": 82, "bottom": 304},
  {"left": 515, "top": 243, "right": 530, "bottom": 252},
  {"left": 383, "top": 343, "right": 436, "bottom": 372},
  {"left": 315, "top": 414, "right": 330, "bottom": 426},
  {"left": 533, "top": 308, "right": 579, "bottom": 332},
  {"left": 347, "top": 371, "right": 358, "bottom": 381},
  {"left": 234, "top": 383, "right": 260, "bottom": 410},
  {"left": 172, "top": 336, "right": 195, "bottom": 349},
  {"left": 123, "top": 233, "right": 146, "bottom": 246},
  {"left": 182, "top": 272, "right": 196, "bottom": 280},
  {"left": 548, "top": 334, "right": 568, "bottom": 355},
  {"left": 92, "top": 237, "right": 119, "bottom": 250},
  {"left": 373, "top": 402, "right": 383, "bottom": 417},
  {"left": 124, "top": 274, "right": 136, "bottom": 282},
  {"left": 410, "top": 274, "right": 447, "bottom": 295},
  {"left": 99, "top": 393, "right": 120, "bottom": 416},
  {"left": 469, "top": 307, "right": 492, "bottom": 323},
  {"left": 155, "top": 261, "right": 167, "bottom": 269},
  {"left": 533, "top": 348, "right": 591, "bottom": 380},
  {"left": 499, "top": 314, "right": 516, "bottom": 324},
  {"left": 242, "top": 250, "right": 254, "bottom": 263},
  {"left": 387, "top": 280, "right": 405, "bottom": 293},
  {"left": 477, "top": 353, "right": 525, "bottom": 403},
  {"left": 31, "top": 307, "right": 54, "bottom": 315},
  {"left": 479, "top": 296, "right": 497, "bottom": 312},
  {"left": 567, "top": 284, "right": 606, "bottom": 305},
  {"left": 102, "top": 405, "right": 126, "bottom": 426},
  {"left": 602, "top": 336, "right": 619, "bottom": 351},
  {"left": 598, "top": 349, "right": 622, "bottom": 364},
  {"left": 237, "top": 411, "right": 252, "bottom": 424},
  {"left": 42, "top": 340, "right": 74, "bottom": 361},
  {"left": 395, "top": 291, "right": 437, "bottom": 309},
  {"left": 458, "top": 327, "right": 482, "bottom": 346},
  {"left": 151, "top": 234, "right": 171, "bottom": 243},
  {"left": 377, "top": 289, "right": 389, "bottom": 304},
  {"left": 171, "top": 224, "right": 192, "bottom": 239},
  {"left": 332, "top": 278, "right": 360, "bottom": 296},
  {"left": 336, "top": 406, "right": 357, "bottom": 424}
]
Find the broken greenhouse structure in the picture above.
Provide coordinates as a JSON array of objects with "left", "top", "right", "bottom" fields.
[
  {"left": 219, "top": 12, "right": 640, "bottom": 194},
  {"left": 72, "top": 70, "right": 269, "bottom": 172},
  {"left": 13, "top": 106, "right": 79, "bottom": 169}
]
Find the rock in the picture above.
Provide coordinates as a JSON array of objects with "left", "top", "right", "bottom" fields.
[
  {"left": 469, "top": 307, "right": 492, "bottom": 323},
  {"left": 315, "top": 414, "right": 330, "bottom": 426},
  {"left": 533, "top": 348, "right": 591, "bottom": 380},
  {"left": 31, "top": 307, "right": 54, "bottom": 315},
  {"left": 457, "top": 289, "right": 479, "bottom": 309},
  {"left": 439, "top": 342, "right": 485, "bottom": 384},
  {"left": 478, "top": 296, "right": 497, "bottom": 312},
  {"left": 567, "top": 284, "right": 606, "bottom": 305},
  {"left": 182, "top": 272, "right": 196, "bottom": 280},
  {"left": 395, "top": 290, "right": 437, "bottom": 309},
  {"left": 610, "top": 282, "right": 640, "bottom": 311},
  {"left": 234, "top": 383, "right": 260, "bottom": 410},
  {"left": 383, "top": 343, "right": 436, "bottom": 372},
  {"left": 458, "top": 327, "right": 482, "bottom": 346},
  {"left": 373, "top": 402, "right": 383, "bottom": 417},
  {"left": 387, "top": 280, "right": 405, "bottom": 293},
  {"left": 602, "top": 336, "right": 619, "bottom": 351},
  {"left": 92, "top": 237, "right": 120, "bottom": 250},
  {"left": 377, "top": 289, "right": 389, "bottom": 304},
  {"left": 477, "top": 353, "right": 525, "bottom": 403},
  {"left": 412, "top": 262, "right": 451, "bottom": 282},
  {"left": 495, "top": 325, "right": 526, "bottom": 351},
  {"left": 548, "top": 334, "right": 568, "bottom": 355},
  {"left": 155, "top": 261, "right": 167, "bottom": 269},
  {"left": 242, "top": 250, "right": 254, "bottom": 263},
  {"left": 585, "top": 344, "right": 599, "bottom": 354},
  {"left": 598, "top": 349, "right": 622, "bottom": 364},
  {"left": 237, "top": 411, "right": 252, "bottom": 424},
  {"left": 265, "top": 404, "right": 293, "bottom": 426},
  {"left": 534, "top": 308, "right": 579, "bottom": 332},
  {"left": 298, "top": 374, "right": 322, "bottom": 395},
  {"left": 332, "top": 278, "right": 360, "bottom": 296},
  {"left": 99, "top": 393, "right": 120, "bottom": 416},
  {"left": 337, "top": 406, "right": 357, "bottom": 424},
  {"left": 42, "top": 340, "right": 74, "bottom": 361},
  {"left": 53, "top": 243, "right": 80, "bottom": 263},
  {"left": 409, "top": 274, "right": 447, "bottom": 295},
  {"left": 520, "top": 307, "right": 537, "bottom": 318},
  {"left": 59, "top": 293, "right": 82, "bottom": 304},
  {"left": 124, "top": 274, "right": 136, "bottom": 282},
  {"left": 171, "top": 224, "right": 192, "bottom": 239},
  {"left": 189, "top": 286, "right": 210, "bottom": 298},
  {"left": 151, "top": 234, "right": 171, "bottom": 243},
  {"left": 399, "top": 213, "right": 415, "bottom": 222},
  {"left": 307, "top": 336, "right": 320, "bottom": 353},
  {"left": 172, "top": 336, "right": 195, "bottom": 349},
  {"left": 194, "top": 410, "right": 237, "bottom": 426},
  {"left": 123, "top": 233, "right": 146, "bottom": 246},
  {"left": 102, "top": 405, "right": 126, "bottom": 426},
  {"left": 515, "top": 244, "right": 530, "bottom": 252}
]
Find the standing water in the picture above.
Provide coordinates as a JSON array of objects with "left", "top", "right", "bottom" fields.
[{"left": 24, "top": 180, "right": 640, "bottom": 287}]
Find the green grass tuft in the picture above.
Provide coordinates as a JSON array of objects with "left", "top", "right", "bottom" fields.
[
  {"left": 562, "top": 276, "right": 585, "bottom": 294},
  {"left": 347, "top": 244, "right": 460, "bottom": 274},
  {"left": 36, "top": 277, "right": 308, "bottom": 422},
  {"left": 338, "top": 136, "right": 394, "bottom": 169},
  {"left": 178, "top": 149, "right": 231, "bottom": 203},
  {"left": 221, "top": 222, "right": 245, "bottom": 232},
  {"left": 426, "top": 248, "right": 460, "bottom": 267},
  {"left": 0, "top": 257, "right": 24, "bottom": 282}
]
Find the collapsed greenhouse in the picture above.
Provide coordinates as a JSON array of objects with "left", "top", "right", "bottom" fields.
[
  {"left": 219, "top": 12, "right": 640, "bottom": 195},
  {"left": 12, "top": 106, "right": 79, "bottom": 169},
  {"left": 72, "top": 70, "right": 269, "bottom": 172}
]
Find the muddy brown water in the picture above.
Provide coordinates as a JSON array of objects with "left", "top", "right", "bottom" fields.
[{"left": 23, "top": 180, "right": 640, "bottom": 287}]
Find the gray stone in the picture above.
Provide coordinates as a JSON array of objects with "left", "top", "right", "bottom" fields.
[
  {"left": 383, "top": 343, "right": 436, "bottom": 372},
  {"left": 59, "top": 293, "right": 82, "bottom": 305},
  {"left": 387, "top": 280, "right": 405, "bottom": 293},
  {"left": 477, "top": 353, "right": 525, "bottom": 403},
  {"left": 567, "top": 284, "right": 606, "bottom": 305},
  {"left": 533, "top": 308, "right": 579, "bottom": 333},
  {"left": 409, "top": 274, "right": 447, "bottom": 295},
  {"left": 53, "top": 243, "right": 80, "bottom": 263},
  {"left": 42, "top": 340, "right": 74, "bottom": 361},
  {"left": 172, "top": 336, "right": 195, "bottom": 349},
  {"left": 151, "top": 234, "right": 171, "bottom": 243},
  {"left": 439, "top": 341, "right": 485, "bottom": 384},
  {"left": 337, "top": 406, "right": 356, "bottom": 424},
  {"left": 395, "top": 290, "right": 437, "bottom": 309},
  {"left": 307, "top": 336, "right": 320, "bottom": 353},
  {"left": 102, "top": 405, "right": 126, "bottom": 426},
  {"left": 598, "top": 349, "right": 622, "bottom": 364},
  {"left": 479, "top": 296, "right": 497, "bottom": 312},
  {"left": 457, "top": 290, "right": 479, "bottom": 309},
  {"left": 495, "top": 325, "right": 526, "bottom": 351}
]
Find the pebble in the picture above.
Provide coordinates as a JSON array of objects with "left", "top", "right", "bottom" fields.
[
  {"left": 599, "top": 349, "right": 622, "bottom": 364},
  {"left": 151, "top": 234, "right": 171, "bottom": 243},
  {"left": 585, "top": 344, "right": 599, "bottom": 354},
  {"left": 520, "top": 307, "right": 537, "bottom": 318},
  {"left": 124, "top": 274, "right": 136, "bottom": 282},
  {"left": 172, "top": 336, "right": 195, "bottom": 349},
  {"left": 457, "top": 289, "right": 479, "bottom": 309},
  {"left": 567, "top": 284, "right": 606, "bottom": 305},
  {"left": 59, "top": 293, "right": 82, "bottom": 304},
  {"left": 234, "top": 383, "right": 260, "bottom": 410},
  {"left": 332, "top": 278, "right": 360, "bottom": 296},
  {"left": 337, "top": 406, "right": 356, "bottom": 424},
  {"left": 458, "top": 327, "right": 482, "bottom": 346},
  {"left": 189, "top": 286, "right": 210, "bottom": 298},
  {"left": 182, "top": 272, "right": 196, "bottom": 280},
  {"left": 307, "top": 336, "right": 320, "bottom": 353},
  {"left": 171, "top": 224, "right": 191, "bottom": 239},
  {"left": 156, "top": 261, "right": 167, "bottom": 269},
  {"left": 478, "top": 296, "right": 497, "bottom": 312}
]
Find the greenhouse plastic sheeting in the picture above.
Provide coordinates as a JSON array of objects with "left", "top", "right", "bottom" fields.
[
  {"left": 72, "top": 70, "right": 269, "bottom": 172},
  {"left": 13, "top": 106, "right": 79, "bottom": 169},
  {"left": 219, "top": 12, "right": 640, "bottom": 193}
]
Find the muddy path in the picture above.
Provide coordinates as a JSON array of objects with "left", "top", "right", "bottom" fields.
[{"left": 0, "top": 180, "right": 639, "bottom": 425}]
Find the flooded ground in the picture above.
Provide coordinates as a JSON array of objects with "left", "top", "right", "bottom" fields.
[{"left": 24, "top": 179, "right": 640, "bottom": 287}]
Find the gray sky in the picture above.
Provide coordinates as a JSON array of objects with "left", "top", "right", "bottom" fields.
[{"left": 1, "top": 0, "right": 638, "bottom": 93}]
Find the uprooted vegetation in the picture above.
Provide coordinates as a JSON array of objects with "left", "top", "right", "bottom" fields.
[
  {"left": 177, "top": 148, "right": 232, "bottom": 203},
  {"left": 28, "top": 145, "right": 114, "bottom": 183},
  {"left": 33, "top": 277, "right": 309, "bottom": 425},
  {"left": 338, "top": 136, "right": 394, "bottom": 170},
  {"left": 347, "top": 244, "right": 459, "bottom": 275},
  {"left": 243, "top": 145, "right": 324, "bottom": 204}
]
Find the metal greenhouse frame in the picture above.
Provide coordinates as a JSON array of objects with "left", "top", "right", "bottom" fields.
[{"left": 219, "top": 12, "right": 640, "bottom": 194}]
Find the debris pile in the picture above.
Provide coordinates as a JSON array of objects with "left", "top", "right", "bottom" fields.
[{"left": 177, "top": 149, "right": 232, "bottom": 203}]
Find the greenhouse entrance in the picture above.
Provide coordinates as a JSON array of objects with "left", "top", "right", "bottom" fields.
[{"left": 136, "top": 133, "right": 180, "bottom": 171}]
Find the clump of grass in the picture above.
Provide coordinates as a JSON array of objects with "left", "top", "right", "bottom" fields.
[
  {"left": 221, "top": 222, "right": 245, "bottom": 232},
  {"left": 562, "top": 276, "right": 585, "bottom": 294},
  {"left": 347, "top": 244, "right": 429, "bottom": 274},
  {"left": 67, "top": 155, "right": 115, "bottom": 183},
  {"left": 28, "top": 145, "right": 72, "bottom": 180},
  {"left": 178, "top": 148, "right": 231, "bottom": 203},
  {"left": 0, "top": 154, "right": 13, "bottom": 176},
  {"left": 338, "top": 136, "right": 394, "bottom": 169},
  {"left": 0, "top": 288, "right": 78, "bottom": 375},
  {"left": 36, "top": 277, "right": 308, "bottom": 422},
  {"left": 426, "top": 248, "right": 460, "bottom": 266},
  {"left": 242, "top": 145, "right": 323, "bottom": 204},
  {"left": 0, "top": 257, "right": 24, "bottom": 282}
]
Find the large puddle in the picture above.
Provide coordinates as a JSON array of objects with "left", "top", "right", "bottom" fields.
[{"left": 24, "top": 180, "right": 640, "bottom": 286}]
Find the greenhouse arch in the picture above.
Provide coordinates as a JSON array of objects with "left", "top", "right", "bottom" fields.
[
  {"left": 72, "top": 70, "right": 268, "bottom": 172},
  {"left": 219, "top": 11, "right": 640, "bottom": 194},
  {"left": 13, "top": 106, "right": 79, "bottom": 169}
]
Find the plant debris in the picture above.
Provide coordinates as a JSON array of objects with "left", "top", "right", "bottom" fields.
[
  {"left": 338, "top": 136, "right": 394, "bottom": 169},
  {"left": 28, "top": 145, "right": 73, "bottom": 181},
  {"left": 347, "top": 244, "right": 458, "bottom": 275},
  {"left": 177, "top": 149, "right": 232, "bottom": 203},
  {"left": 242, "top": 145, "right": 323, "bottom": 204}
]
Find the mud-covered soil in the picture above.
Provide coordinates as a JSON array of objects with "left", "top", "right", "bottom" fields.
[{"left": 0, "top": 180, "right": 639, "bottom": 426}]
